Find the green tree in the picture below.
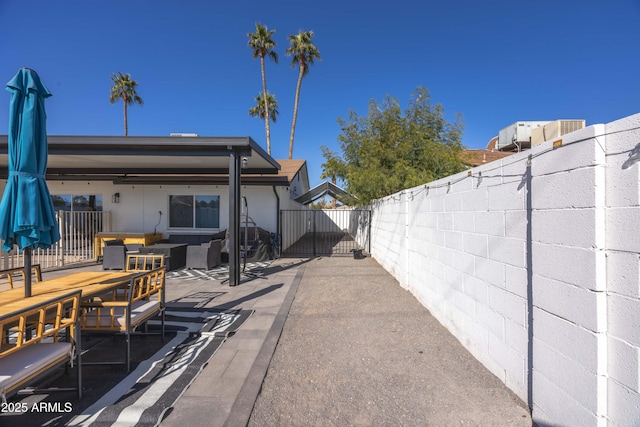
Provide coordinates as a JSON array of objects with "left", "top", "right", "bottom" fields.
[
  {"left": 109, "top": 72, "right": 143, "bottom": 136},
  {"left": 337, "top": 86, "right": 466, "bottom": 204},
  {"left": 249, "top": 92, "right": 279, "bottom": 125},
  {"left": 320, "top": 146, "right": 347, "bottom": 208},
  {"left": 248, "top": 23, "right": 278, "bottom": 155},
  {"left": 285, "top": 30, "right": 321, "bottom": 159}
]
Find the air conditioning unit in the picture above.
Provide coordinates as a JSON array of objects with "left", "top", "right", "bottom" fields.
[
  {"left": 497, "top": 121, "right": 551, "bottom": 151},
  {"left": 531, "top": 120, "right": 586, "bottom": 146},
  {"left": 169, "top": 133, "right": 199, "bottom": 137}
]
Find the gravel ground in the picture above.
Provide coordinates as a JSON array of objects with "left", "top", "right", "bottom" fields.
[{"left": 249, "top": 256, "right": 531, "bottom": 427}]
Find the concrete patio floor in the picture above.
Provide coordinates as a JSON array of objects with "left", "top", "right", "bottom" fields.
[{"left": 2, "top": 255, "right": 531, "bottom": 426}]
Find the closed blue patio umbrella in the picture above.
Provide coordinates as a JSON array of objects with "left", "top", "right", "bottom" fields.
[{"left": 0, "top": 68, "right": 60, "bottom": 297}]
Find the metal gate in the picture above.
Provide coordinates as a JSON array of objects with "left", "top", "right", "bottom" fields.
[{"left": 280, "top": 209, "right": 371, "bottom": 257}]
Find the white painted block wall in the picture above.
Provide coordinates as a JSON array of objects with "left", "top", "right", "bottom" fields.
[{"left": 369, "top": 113, "right": 640, "bottom": 426}]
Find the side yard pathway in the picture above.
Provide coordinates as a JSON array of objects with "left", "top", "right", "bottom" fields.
[{"left": 248, "top": 256, "right": 531, "bottom": 426}]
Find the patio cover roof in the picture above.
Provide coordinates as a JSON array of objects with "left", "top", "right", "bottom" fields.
[
  {"left": 0, "top": 134, "right": 281, "bottom": 287},
  {"left": 295, "top": 181, "right": 351, "bottom": 205},
  {"left": 0, "top": 135, "right": 280, "bottom": 179}
]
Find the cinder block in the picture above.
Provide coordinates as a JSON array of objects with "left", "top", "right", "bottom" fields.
[
  {"left": 531, "top": 168, "right": 597, "bottom": 209},
  {"left": 488, "top": 185, "right": 525, "bottom": 211},
  {"left": 533, "top": 125, "right": 602, "bottom": 177},
  {"left": 437, "top": 212, "right": 453, "bottom": 230},
  {"left": 453, "top": 289, "right": 476, "bottom": 315},
  {"left": 606, "top": 156, "right": 640, "bottom": 208},
  {"left": 607, "top": 377, "right": 640, "bottom": 425},
  {"left": 505, "top": 319, "right": 528, "bottom": 355},
  {"left": 533, "top": 307, "right": 597, "bottom": 370},
  {"left": 444, "top": 230, "right": 463, "bottom": 251},
  {"left": 464, "top": 320, "right": 489, "bottom": 353},
  {"left": 476, "top": 257, "right": 505, "bottom": 288},
  {"left": 533, "top": 275, "right": 598, "bottom": 332},
  {"left": 475, "top": 303, "right": 505, "bottom": 339},
  {"left": 452, "top": 250, "right": 475, "bottom": 276},
  {"left": 488, "top": 333, "right": 526, "bottom": 382},
  {"left": 430, "top": 194, "right": 446, "bottom": 212},
  {"left": 475, "top": 211, "right": 505, "bottom": 236},
  {"left": 444, "top": 265, "right": 464, "bottom": 290},
  {"left": 489, "top": 236, "right": 526, "bottom": 268},
  {"left": 505, "top": 210, "right": 527, "bottom": 239},
  {"left": 453, "top": 212, "right": 475, "bottom": 232},
  {"left": 444, "top": 192, "right": 463, "bottom": 212},
  {"left": 609, "top": 293, "right": 640, "bottom": 348},
  {"left": 463, "top": 274, "right": 489, "bottom": 303},
  {"left": 607, "top": 207, "right": 640, "bottom": 253},
  {"left": 607, "top": 251, "right": 640, "bottom": 298},
  {"left": 505, "top": 265, "right": 527, "bottom": 298},
  {"left": 533, "top": 370, "right": 597, "bottom": 427},
  {"left": 429, "top": 228, "right": 446, "bottom": 246},
  {"left": 608, "top": 335, "right": 639, "bottom": 392},
  {"left": 489, "top": 287, "right": 526, "bottom": 327},
  {"left": 532, "top": 208, "right": 596, "bottom": 247},
  {"left": 532, "top": 242, "right": 597, "bottom": 289},
  {"left": 534, "top": 339, "right": 598, "bottom": 411},
  {"left": 463, "top": 233, "right": 488, "bottom": 258},
  {"left": 462, "top": 187, "right": 488, "bottom": 211}
]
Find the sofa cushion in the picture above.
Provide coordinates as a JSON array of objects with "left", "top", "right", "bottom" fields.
[
  {"left": 82, "top": 301, "right": 160, "bottom": 328},
  {"left": 167, "top": 234, "right": 214, "bottom": 245},
  {"left": 0, "top": 342, "right": 72, "bottom": 391}
]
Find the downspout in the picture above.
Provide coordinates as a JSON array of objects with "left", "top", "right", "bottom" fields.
[{"left": 272, "top": 186, "right": 280, "bottom": 256}]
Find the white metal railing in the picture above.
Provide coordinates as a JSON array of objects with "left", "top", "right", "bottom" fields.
[{"left": 0, "top": 210, "right": 111, "bottom": 270}]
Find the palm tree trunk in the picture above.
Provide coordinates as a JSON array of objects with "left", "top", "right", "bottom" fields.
[
  {"left": 331, "top": 175, "right": 337, "bottom": 208},
  {"left": 261, "top": 56, "right": 271, "bottom": 155},
  {"left": 289, "top": 65, "right": 304, "bottom": 159},
  {"left": 123, "top": 102, "right": 128, "bottom": 136}
]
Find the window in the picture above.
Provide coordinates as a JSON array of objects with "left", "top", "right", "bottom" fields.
[
  {"left": 51, "top": 194, "right": 103, "bottom": 211},
  {"left": 169, "top": 195, "right": 219, "bottom": 229}
]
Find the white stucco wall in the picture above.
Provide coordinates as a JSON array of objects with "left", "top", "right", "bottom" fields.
[
  {"left": 369, "top": 113, "right": 640, "bottom": 426},
  {"left": 14, "top": 181, "right": 293, "bottom": 237}
]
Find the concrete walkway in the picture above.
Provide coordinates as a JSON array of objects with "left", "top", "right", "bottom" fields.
[{"left": 159, "top": 256, "right": 531, "bottom": 427}]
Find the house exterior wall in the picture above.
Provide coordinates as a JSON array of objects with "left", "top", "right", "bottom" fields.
[
  {"left": 369, "top": 112, "right": 640, "bottom": 426},
  {"left": 0, "top": 181, "right": 297, "bottom": 237}
]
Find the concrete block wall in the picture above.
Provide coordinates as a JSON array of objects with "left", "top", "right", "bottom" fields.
[
  {"left": 369, "top": 113, "right": 640, "bottom": 426},
  {"left": 604, "top": 113, "right": 640, "bottom": 426}
]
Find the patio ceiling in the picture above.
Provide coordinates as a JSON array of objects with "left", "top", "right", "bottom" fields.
[{"left": 0, "top": 135, "right": 280, "bottom": 180}]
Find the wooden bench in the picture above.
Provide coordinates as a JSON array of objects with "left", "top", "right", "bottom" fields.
[
  {"left": 79, "top": 267, "right": 166, "bottom": 371},
  {"left": 0, "top": 289, "right": 82, "bottom": 402},
  {"left": 0, "top": 265, "right": 42, "bottom": 290}
]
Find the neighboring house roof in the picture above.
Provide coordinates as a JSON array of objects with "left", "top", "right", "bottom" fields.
[
  {"left": 486, "top": 136, "right": 499, "bottom": 150},
  {"left": 462, "top": 149, "right": 514, "bottom": 167},
  {"left": 295, "top": 181, "right": 351, "bottom": 205},
  {"left": 241, "top": 159, "right": 308, "bottom": 187}
]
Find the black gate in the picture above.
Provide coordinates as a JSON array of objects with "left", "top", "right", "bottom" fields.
[{"left": 280, "top": 209, "right": 371, "bottom": 257}]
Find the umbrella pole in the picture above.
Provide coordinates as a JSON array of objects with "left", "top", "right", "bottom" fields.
[{"left": 24, "top": 247, "right": 32, "bottom": 297}]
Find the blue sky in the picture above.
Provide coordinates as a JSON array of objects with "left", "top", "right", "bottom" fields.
[{"left": 1, "top": 0, "right": 639, "bottom": 188}]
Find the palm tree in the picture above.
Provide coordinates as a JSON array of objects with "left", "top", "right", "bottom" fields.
[
  {"left": 248, "top": 23, "right": 278, "bottom": 155},
  {"left": 285, "top": 30, "right": 321, "bottom": 159},
  {"left": 249, "top": 92, "right": 279, "bottom": 126},
  {"left": 109, "top": 72, "right": 143, "bottom": 136}
]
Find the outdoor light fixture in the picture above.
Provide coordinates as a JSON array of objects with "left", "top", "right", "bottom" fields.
[
  {"left": 242, "top": 157, "right": 248, "bottom": 169},
  {"left": 112, "top": 193, "right": 120, "bottom": 203}
]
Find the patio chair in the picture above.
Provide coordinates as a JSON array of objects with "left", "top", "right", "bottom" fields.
[
  {"left": 186, "top": 240, "right": 222, "bottom": 270},
  {"left": 102, "top": 240, "right": 143, "bottom": 270}
]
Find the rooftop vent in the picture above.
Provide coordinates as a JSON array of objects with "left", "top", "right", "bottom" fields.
[
  {"left": 531, "top": 120, "right": 586, "bottom": 146},
  {"left": 169, "top": 133, "right": 199, "bottom": 137}
]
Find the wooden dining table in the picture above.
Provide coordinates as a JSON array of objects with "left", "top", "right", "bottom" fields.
[{"left": 0, "top": 271, "right": 135, "bottom": 317}]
